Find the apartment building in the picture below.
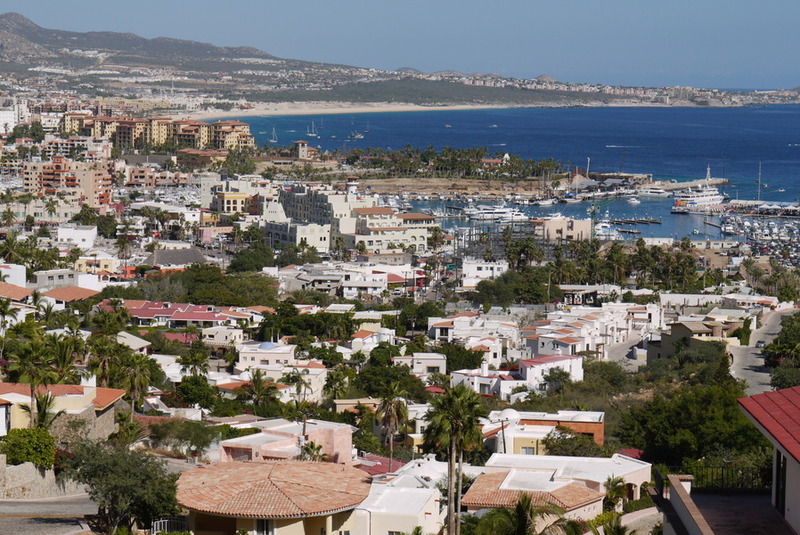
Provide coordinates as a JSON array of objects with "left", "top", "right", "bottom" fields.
[{"left": 23, "top": 156, "right": 113, "bottom": 206}]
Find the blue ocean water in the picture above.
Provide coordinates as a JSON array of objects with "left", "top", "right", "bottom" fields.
[{"left": 235, "top": 106, "right": 800, "bottom": 239}]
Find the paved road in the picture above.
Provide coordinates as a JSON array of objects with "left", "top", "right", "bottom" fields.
[
  {"left": 605, "top": 334, "right": 645, "bottom": 371},
  {"left": 0, "top": 494, "right": 95, "bottom": 535},
  {"left": 730, "top": 308, "right": 796, "bottom": 396}
]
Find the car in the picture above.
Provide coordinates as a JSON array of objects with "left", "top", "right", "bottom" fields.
[{"left": 755, "top": 340, "right": 766, "bottom": 349}]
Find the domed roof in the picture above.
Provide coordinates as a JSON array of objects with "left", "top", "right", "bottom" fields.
[
  {"left": 259, "top": 341, "right": 276, "bottom": 350},
  {"left": 177, "top": 461, "right": 372, "bottom": 519},
  {"left": 238, "top": 371, "right": 252, "bottom": 381}
]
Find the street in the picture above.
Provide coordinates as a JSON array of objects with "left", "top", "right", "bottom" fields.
[
  {"left": 0, "top": 494, "right": 96, "bottom": 535},
  {"left": 730, "top": 308, "right": 795, "bottom": 396}
]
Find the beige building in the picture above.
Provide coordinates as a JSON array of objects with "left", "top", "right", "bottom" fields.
[
  {"left": 23, "top": 156, "right": 113, "bottom": 206},
  {"left": 530, "top": 216, "right": 592, "bottom": 242}
]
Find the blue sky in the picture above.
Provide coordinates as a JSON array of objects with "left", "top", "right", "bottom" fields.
[{"left": 13, "top": 0, "right": 799, "bottom": 89}]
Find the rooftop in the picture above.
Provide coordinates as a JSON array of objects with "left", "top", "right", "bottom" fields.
[
  {"left": 739, "top": 385, "right": 800, "bottom": 463},
  {"left": 177, "top": 461, "right": 371, "bottom": 519}
]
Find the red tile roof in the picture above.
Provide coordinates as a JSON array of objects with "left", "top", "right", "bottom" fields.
[
  {"left": 356, "top": 454, "right": 408, "bottom": 476},
  {"left": 43, "top": 286, "right": 100, "bottom": 303},
  {"left": 352, "top": 330, "right": 376, "bottom": 340},
  {"left": 520, "top": 355, "right": 581, "bottom": 366},
  {"left": 177, "top": 461, "right": 371, "bottom": 519},
  {"left": 739, "top": 386, "right": 800, "bottom": 463},
  {"left": 461, "top": 471, "right": 603, "bottom": 510},
  {"left": 0, "top": 282, "right": 32, "bottom": 301}
]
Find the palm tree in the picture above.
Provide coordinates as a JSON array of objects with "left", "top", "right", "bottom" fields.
[
  {"left": 246, "top": 369, "right": 281, "bottom": 411},
  {"left": 0, "top": 297, "right": 19, "bottom": 360},
  {"left": 376, "top": 381, "right": 408, "bottom": 473},
  {"left": 49, "top": 334, "right": 83, "bottom": 384},
  {"left": 299, "top": 440, "right": 329, "bottom": 462},
  {"left": 123, "top": 352, "right": 154, "bottom": 413},
  {"left": 87, "top": 336, "right": 125, "bottom": 388},
  {"left": 476, "top": 493, "right": 580, "bottom": 535},
  {"left": 603, "top": 476, "right": 628, "bottom": 512},
  {"left": 20, "top": 392, "right": 65, "bottom": 430},
  {"left": 423, "top": 385, "right": 487, "bottom": 535},
  {"left": 7, "top": 339, "right": 57, "bottom": 428},
  {"left": 588, "top": 516, "right": 637, "bottom": 535},
  {"left": 178, "top": 349, "right": 209, "bottom": 377}
]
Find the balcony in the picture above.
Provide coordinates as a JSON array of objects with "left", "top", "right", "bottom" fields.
[{"left": 652, "top": 467, "right": 792, "bottom": 535}]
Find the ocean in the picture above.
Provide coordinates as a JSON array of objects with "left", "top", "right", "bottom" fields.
[{"left": 235, "top": 105, "right": 800, "bottom": 240}]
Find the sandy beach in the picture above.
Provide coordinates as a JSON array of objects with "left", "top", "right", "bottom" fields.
[{"left": 183, "top": 101, "right": 509, "bottom": 121}]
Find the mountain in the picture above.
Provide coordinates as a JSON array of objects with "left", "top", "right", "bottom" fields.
[{"left": 0, "top": 12, "right": 274, "bottom": 61}]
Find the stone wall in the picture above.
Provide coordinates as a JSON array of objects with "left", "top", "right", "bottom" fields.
[{"left": 0, "top": 454, "right": 86, "bottom": 499}]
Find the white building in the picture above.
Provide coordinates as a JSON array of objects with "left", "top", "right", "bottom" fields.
[
  {"left": 57, "top": 224, "right": 98, "bottom": 251},
  {"left": 461, "top": 258, "right": 510, "bottom": 289}
]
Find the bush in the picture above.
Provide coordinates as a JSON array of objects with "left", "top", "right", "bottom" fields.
[
  {"left": 622, "top": 492, "right": 654, "bottom": 513},
  {"left": 2, "top": 428, "right": 56, "bottom": 469},
  {"left": 588, "top": 511, "right": 619, "bottom": 528}
]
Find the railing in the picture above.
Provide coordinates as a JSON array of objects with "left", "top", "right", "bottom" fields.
[
  {"left": 655, "top": 465, "right": 771, "bottom": 495},
  {"left": 150, "top": 516, "right": 189, "bottom": 534}
]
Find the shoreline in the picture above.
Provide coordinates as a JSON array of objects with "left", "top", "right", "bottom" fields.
[
  {"left": 182, "top": 102, "right": 509, "bottom": 121},
  {"left": 178, "top": 99, "right": 725, "bottom": 122}
]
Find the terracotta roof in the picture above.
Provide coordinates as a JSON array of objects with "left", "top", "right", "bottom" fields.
[
  {"left": 432, "top": 321, "right": 454, "bottom": 328},
  {"left": 739, "top": 386, "right": 800, "bottom": 463},
  {"left": 93, "top": 387, "right": 126, "bottom": 409},
  {"left": 177, "top": 461, "right": 371, "bottom": 519},
  {"left": 396, "top": 213, "right": 436, "bottom": 221},
  {"left": 43, "top": 286, "right": 100, "bottom": 303},
  {"left": 461, "top": 470, "right": 603, "bottom": 511},
  {"left": 0, "top": 282, "right": 32, "bottom": 301},
  {"left": 557, "top": 337, "right": 582, "bottom": 344},
  {"left": 356, "top": 454, "right": 408, "bottom": 476},
  {"left": 352, "top": 330, "right": 376, "bottom": 340}
]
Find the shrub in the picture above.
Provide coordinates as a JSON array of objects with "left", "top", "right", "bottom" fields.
[{"left": 2, "top": 428, "right": 57, "bottom": 469}]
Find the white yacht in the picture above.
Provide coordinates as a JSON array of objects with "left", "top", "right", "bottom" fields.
[
  {"left": 637, "top": 186, "right": 672, "bottom": 197},
  {"left": 671, "top": 185, "right": 726, "bottom": 213},
  {"left": 467, "top": 206, "right": 528, "bottom": 223},
  {"left": 627, "top": 197, "right": 641, "bottom": 205}
]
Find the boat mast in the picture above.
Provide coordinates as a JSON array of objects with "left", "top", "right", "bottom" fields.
[{"left": 757, "top": 162, "right": 762, "bottom": 203}]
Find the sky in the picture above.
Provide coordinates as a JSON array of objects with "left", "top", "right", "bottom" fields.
[{"left": 12, "top": 0, "right": 800, "bottom": 89}]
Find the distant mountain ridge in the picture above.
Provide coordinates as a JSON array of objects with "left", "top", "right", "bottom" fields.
[{"left": 0, "top": 11, "right": 275, "bottom": 61}]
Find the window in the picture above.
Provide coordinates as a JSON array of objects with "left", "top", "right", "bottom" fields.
[
  {"left": 255, "top": 519, "right": 272, "bottom": 535},
  {"left": 521, "top": 447, "right": 535, "bottom": 455}
]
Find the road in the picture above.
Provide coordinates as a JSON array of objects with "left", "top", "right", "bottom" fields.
[
  {"left": 0, "top": 494, "right": 96, "bottom": 535},
  {"left": 730, "top": 308, "right": 796, "bottom": 396}
]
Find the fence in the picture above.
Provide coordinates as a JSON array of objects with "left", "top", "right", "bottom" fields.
[
  {"left": 655, "top": 465, "right": 771, "bottom": 496},
  {"left": 150, "top": 516, "right": 189, "bottom": 534}
]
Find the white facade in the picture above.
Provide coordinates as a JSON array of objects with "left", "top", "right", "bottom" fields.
[
  {"left": 57, "top": 224, "right": 98, "bottom": 251},
  {"left": 461, "top": 258, "right": 510, "bottom": 289}
]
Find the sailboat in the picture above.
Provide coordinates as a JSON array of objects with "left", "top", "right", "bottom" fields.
[
  {"left": 268, "top": 127, "right": 278, "bottom": 144},
  {"left": 363, "top": 121, "right": 370, "bottom": 134},
  {"left": 306, "top": 122, "right": 318, "bottom": 138}
]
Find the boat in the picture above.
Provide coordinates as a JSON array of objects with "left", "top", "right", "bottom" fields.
[
  {"left": 594, "top": 222, "right": 620, "bottom": 240},
  {"left": 363, "top": 122, "right": 370, "bottom": 133},
  {"left": 637, "top": 186, "right": 672, "bottom": 198},
  {"left": 348, "top": 131, "right": 364, "bottom": 140},
  {"left": 778, "top": 188, "right": 786, "bottom": 192},
  {"left": 268, "top": 127, "right": 278, "bottom": 143},
  {"left": 535, "top": 198, "right": 556, "bottom": 206},
  {"left": 444, "top": 124, "right": 452, "bottom": 128},
  {"left": 671, "top": 185, "right": 726, "bottom": 213},
  {"left": 467, "top": 206, "right": 528, "bottom": 223},
  {"left": 627, "top": 197, "right": 641, "bottom": 205},
  {"left": 307, "top": 122, "right": 319, "bottom": 138},
  {"left": 489, "top": 124, "right": 498, "bottom": 128}
]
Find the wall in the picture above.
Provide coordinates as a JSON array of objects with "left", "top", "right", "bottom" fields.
[
  {"left": 785, "top": 457, "right": 800, "bottom": 535},
  {"left": 0, "top": 455, "right": 86, "bottom": 499}
]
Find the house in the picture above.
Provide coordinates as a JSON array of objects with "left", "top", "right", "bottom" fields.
[
  {"left": 482, "top": 408, "right": 605, "bottom": 455},
  {"left": 351, "top": 480, "right": 444, "bottom": 535},
  {"left": 218, "top": 417, "right": 355, "bottom": 465},
  {"left": 738, "top": 386, "right": 800, "bottom": 534},
  {"left": 392, "top": 352, "right": 447, "bottom": 377},
  {"left": 177, "top": 461, "right": 372, "bottom": 535},
  {"left": 116, "top": 331, "right": 151, "bottom": 354},
  {"left": 461, "top": 258, "right": 509, "bottom": 289},
  {"left": 0, "top": 383, "right": 126, "bottom": 440}
]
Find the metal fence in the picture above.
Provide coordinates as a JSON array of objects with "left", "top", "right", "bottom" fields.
[
  {"left": 150, "top": 516, "right": 189, "bottom": 534},
  {"left": 655, "top": 465, "right": 771, "bottom": 496}
]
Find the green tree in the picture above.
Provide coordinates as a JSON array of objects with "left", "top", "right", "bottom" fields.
[
  {"left": 423, "top": 385, "right": 487, "bottom": 535},
  {"left": 376, "top": 381, "right": 408, "bottom": 473},
  {"left": 604, "top": 476, "right": 627, "bottom": 512},
  {"left": 2, "top": 428, "right": 56, "bottom": 469},
  {"left": 475, "top": 493, "right": 579, "bottom": 535},
  {"left": 65, "top": 441, "right": 179, "bottom": 533},
  {"left": 21, "top": 392, "right": 65, "bottom": 430}
]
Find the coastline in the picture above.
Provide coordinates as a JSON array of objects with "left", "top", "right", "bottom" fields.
[
  {"left": 182, "top": 102, "right": 509, "bottom": 121},
  {"left": 177, "top": 99, "right": 712, "bottom": 122}
]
